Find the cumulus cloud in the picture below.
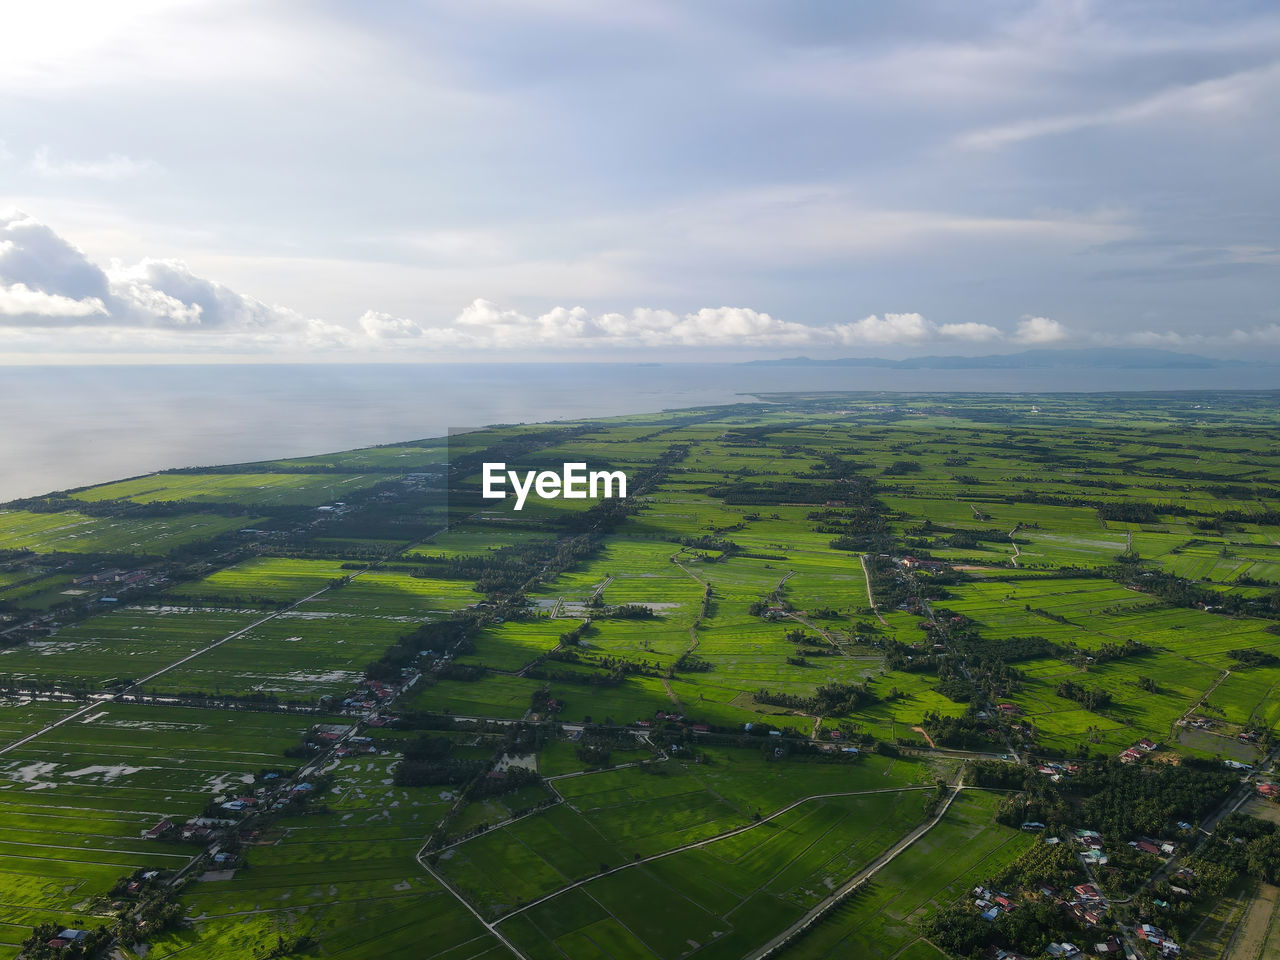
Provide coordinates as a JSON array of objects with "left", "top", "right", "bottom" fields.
[
  {"left": 1014, "top": 315, "right": 1069, "bottom": 344},
  {"left": 937, "top": 321, "right": 1003, "bottom": 341},
  {"left": 358, "top": 309, "right": 423, "bottom": 339},
  {"left": 107, "top": 258, "right": 311, "bottom": 330},
  {"left": 830, "top": 314, "right": 1004, "bottom": 346},
  {"left": 0, "top": 211, "right": 341, "bottom": 342},
  {"left": 440, "top": 301, "right": 820, "bottom": 347},
  {"left": 833, "top": 312, "right": 932, "bottom": 344},
  {"left": 0, "top": 282, "right": 106, "bottom": 320},
  {"left": 355, "top": 302, "right": 1018, "bottom": 350},
  {"left": 0, "top": 210, "right": 112, "bottom": 301},
  {"left": 22, "top": 209, "right": 1271, "bottom": 359}
]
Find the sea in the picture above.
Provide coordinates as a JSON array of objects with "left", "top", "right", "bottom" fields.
[{"left": 1, "top": 362, "right": 1277, "bottom": 503}]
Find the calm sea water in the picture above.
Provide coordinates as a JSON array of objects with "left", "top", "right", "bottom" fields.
[{"left": 1, "top": 362, "right": 1276, "bottom": 502}]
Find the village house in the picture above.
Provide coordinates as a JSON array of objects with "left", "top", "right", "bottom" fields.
[{"left": 140, "top": 817, "right": 172, "bottom": 840}]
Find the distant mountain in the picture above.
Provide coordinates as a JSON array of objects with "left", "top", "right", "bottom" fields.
[{"left": 743, "top": 348, "right": 1260, "bottom": 370}]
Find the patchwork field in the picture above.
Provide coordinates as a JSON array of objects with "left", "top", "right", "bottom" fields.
[{"left": 0, "top": 393, "right": 1277, "bottom": 959}]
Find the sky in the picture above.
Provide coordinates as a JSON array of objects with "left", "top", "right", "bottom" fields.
[{"left": 1, "top": 0, "right": 1278, "bottom": 362}]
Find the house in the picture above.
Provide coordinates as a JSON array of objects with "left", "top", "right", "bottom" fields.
[
  {"left": 997, "top": 703, "right": 1019, "bottom": 715},
  {"left": 1137, "top": 738, "right": 1158, "bottom": 751},
  {"left": 141, "top": 817, "right": 173, "bottom": 840},
  {"left": 57, "top": 930, "right": 88, "bottom": 942},
  {"left": 1120, "top": 748, "right": 1143, "bottom": 763},
  {"left": 1133, "top": 840, "right": 1161, "bottom": 856},
  {"left": 1073, "top": 883, "right": 1102, "bottom": 901},
  {"left": 1258, "top": 783, "right": 1279, "bottom": 798},
  {"left": 1021, "top": 821, "right": 1045, "bottom": 831},
  {"left": 1094, "top": 936, "right": 1122, "bottom": 954},
  {"left": 1046, "top": 944, "right": 1080, "bottom": 958},
  {"left": 1138, "top": 924, "right": 1180, "bottom": 954}
]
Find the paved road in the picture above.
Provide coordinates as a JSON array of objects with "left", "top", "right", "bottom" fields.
[
  {"left": 0, "top": 581, "right": 338, "bottom": 758},
  {"left": 859, "top": 554, "right": 888, "bottom": 626},
  {"left": 748, "top": 779, "right": 967, "bottom": 960},
  {"left": 490, "top": 785, "right": 940, "bottom": 926}
]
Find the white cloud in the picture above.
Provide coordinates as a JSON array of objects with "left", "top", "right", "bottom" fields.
[
  {"left": 1014, "top": 316, "right": 1068, "bottom": 344},
  {"left": 831, "top": 314, "right": 1004, "bottom": 346},
  {"left": 956, "top": 61, "right": 1280, "bottom": 150},
  {"left": 106, "top": 257, "right": 305, "bottom": 329},
  {"left": 833, "top": 312, "right": 933, "bottom": 345},
  {"left": 0, "top": 210, "right": 350, "bottom": 350},
  {"left": 12, "top": 209, "right": 1280, "bottom": 360},
  {"left": 938, "top": 321, "right": 1003, "bottom": 341},
  {"left": 358, "top": 310, "right": 423, "bottom": 339},
  {"left": 0, "top": 282, "right": 106, "bottom": 319},
  {"left": 442, "top": 300, "right": 815, "bottom": 347},
  {"left": 0, "top": 209, "right": 112, "bottom": 301},
  {"left": 30, "top": 146, "right": 161, "bottom": 180}
]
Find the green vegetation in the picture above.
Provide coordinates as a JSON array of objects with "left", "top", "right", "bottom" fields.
[{"left": 0, "top": 392, "right": 1278, "bottom": 958}]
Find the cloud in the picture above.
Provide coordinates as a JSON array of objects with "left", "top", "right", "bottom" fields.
[
  {"left": 358, "top": 310, "right": 427, "bottom": 339},
  {"left": 443, "top": 300, "right": 815, "bottom": 347},
  {"left": 956, "top": 61, "right": 1280, "bottom": 150},
  {"left": 30, "top": 146, "right": 161, "bottom": 180},
  {"left": 833, "top": 312, "right": 932, "bottom": 344},
  {"left": 938, "top": 321, "right": 1003, "bottom": 342},
  {"left": 1014, "top": 316, "right": 1068, "bottom": 344},
  {"left": 0, "top": 210, "right": 112, "bottom": 301},
  {"left": 12, "top": 209, "right": 1280, "bottom": 360},
  {"left": 107, "top": 258, "right": 308, "bottom": 329},
  {"left": 832, "top": 314, "right": 1004, "bottom": 346},
  {"left": 0, "top": 210, "right": 349, "bottom": 349},
  {"left": 373, "top": 303, "right": 1007, "bottom": 350},
  {"left": 0, "top": 282, "right": 106, "bottom": 320}
]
